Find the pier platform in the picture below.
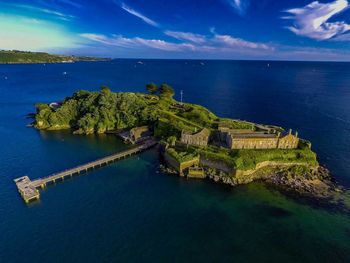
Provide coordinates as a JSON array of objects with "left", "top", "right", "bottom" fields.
[
  {"left": 14, "top": 176, "right": 40, "bottom": 203},
  {"left": 14, "top": 139, "right": 157, "bottom": 203}
]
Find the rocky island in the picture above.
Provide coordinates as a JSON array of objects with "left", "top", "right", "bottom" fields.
[
  {"left": 33, "top": 84, "right": 338, "bottom": 199},
  {"left": 0, "top": 50, "right": 109, "bottom": 64}
]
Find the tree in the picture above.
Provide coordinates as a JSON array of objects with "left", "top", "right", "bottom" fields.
[
  {"left": 159, "top": 83, "right": 174, "bottom": 98},
  {"left": 167, "top": 136, "right": 177, "bottom": 146},
  {"left": 146, "top": 82, "right": 158, "bottom": 94},
  {"left": 100, "top": 85, "right": 111, "bottom": 95}
]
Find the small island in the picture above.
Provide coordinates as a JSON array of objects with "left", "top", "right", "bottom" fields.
[
  {"left": 32, "top": 84, "right": 337, "bottom": 199},
  {"left": 0, "top": 50, "right": 109, "bottom": 64}
]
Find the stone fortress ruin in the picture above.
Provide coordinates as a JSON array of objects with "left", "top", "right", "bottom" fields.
[{"left": 180, "top": 122, "right": 299, "bottom": 150}]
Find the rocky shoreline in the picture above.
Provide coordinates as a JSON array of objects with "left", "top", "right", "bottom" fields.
[
  {"left": 160, "top": 162, "right": 341, "bottom": 200},
  {"left": 265, "top": 166, "right": 341, "bottom": 199}
]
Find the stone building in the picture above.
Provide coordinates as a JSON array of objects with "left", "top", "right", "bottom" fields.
[
  {"left": 181, "top": 128, "right": 210, "bottom": 147},
  {"left": 277, "top": 131, "right": 299, "bottom": 149},
  {"left": 222, "top": 129, "right": 299, "bottom": 150},
  {"left": 227, "top": 134, "right": 279, "bottom": 149}
]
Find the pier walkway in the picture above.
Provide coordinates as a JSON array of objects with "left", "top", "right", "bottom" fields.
[{"left": 14, "top": 139, "right": 157, "bottom": 203}]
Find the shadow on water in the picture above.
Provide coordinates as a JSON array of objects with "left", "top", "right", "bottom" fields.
[
  {"left": 254, "top": 203, "right": 293, "bottom": 218},
  {"left": 263, "top": 181, "right": 350, "bottom": 214}
]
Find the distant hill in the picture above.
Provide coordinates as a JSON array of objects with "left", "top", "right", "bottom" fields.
[{"left": 0, "top": 50, "right": 109, "bottom": 64}]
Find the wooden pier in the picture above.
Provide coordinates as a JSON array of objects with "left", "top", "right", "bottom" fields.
[{"left": 14, "top": 139, "right": 157, "bottom": 203}]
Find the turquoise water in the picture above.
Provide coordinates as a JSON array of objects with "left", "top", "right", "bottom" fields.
[{"left": 1, "top": 60, "right": 350, "bottom": 262}]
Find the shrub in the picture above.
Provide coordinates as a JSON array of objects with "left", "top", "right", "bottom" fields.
[
  {"left": 146, "top": 83, "right": 158, "bottom": 94},
  {"left": 159, "top": 83, "right": 174, "bottom": 98}
]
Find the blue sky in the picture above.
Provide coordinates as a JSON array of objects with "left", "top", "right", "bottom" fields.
[{"left": 1, "top": 0, "right": 350, "bottom": 60}]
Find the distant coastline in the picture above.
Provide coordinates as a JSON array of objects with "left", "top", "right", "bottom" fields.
[{"left": 0, "top": 50, "right": 110, "bottom": 64}]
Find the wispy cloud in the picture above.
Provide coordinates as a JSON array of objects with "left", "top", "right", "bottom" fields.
[
  {"left": 283, "top": 0, "right": 350, "bottom": 40},
  {"left": 164, "top": 31, "right": 206, "bottom": 43},
  {"left": 213, "top": 34, "right": 271, "bottom": 50},
  {"left": 10, "top": 4, "right": 75, "bottom": 21},
  {"left": 332, "top": 32, "right": 350, "bottom": 40},
  {"left": 57, "top": 0, "right": 82, "bottom": 9},
  {"left": 119, "top": 2, "right": 159, "bottom": 27},
  {"left": 226, "top": 0, "right": 250, "bottom": 15},
  {"left": 80, "top": 31, "right": 272, "bottom": 54},
  {"left": 34, "top": 0, "right": 82, "bottom": 9},
  {"left": 80, "top": 33, "right": 193, "bottom": 51},
  {"left": 79, "top": 30, "right": 350, "bottom": 60}
]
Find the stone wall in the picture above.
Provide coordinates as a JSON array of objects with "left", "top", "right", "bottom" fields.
[
  {"left": 228, "top": 137, "right": 279, "bottom": 149},
  {"left": 224, "top": 131, "right": 299, "bottom": 150},
  {"left": 199, "top": 157, "right": 234, "bottom": 175},
  {"left": 277, "top": 134, "right": 299, "bottom": 149},
  {"left": 188, "top": 167, "right": 205, "bottom": 179},
  {"left": 163, "top": 152, "right": 200, "bottom": 176},
  {"left": 180, "top": 128, "right": 210, "bottom": 147}
]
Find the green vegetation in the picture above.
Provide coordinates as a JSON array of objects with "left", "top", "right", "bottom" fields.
[
  {"left": 218, "top": 118, "right": 255, "bottom": 130},
  {"left": 146, "top": 83, "right": 158, "bottom": 94},
  {"left": 166, "top": 147, "right": 198, "bottom": 163},
  {"left": 34, "top": 86, "right": 227, "bottom": 135},
  {"left": 0, "top": 50, "right": 108, "bottom": 64},
  {"left": 34, "top": 85, "right": 318, "bottom": 173},
  {"left": 159, "top": 83, "right": 175, "bottom": 98},
  {"left": 35, "top": 85, "right": 240, "bottom": 135}
]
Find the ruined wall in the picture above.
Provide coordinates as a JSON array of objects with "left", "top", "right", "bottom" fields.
[
  {"left": 180, "top": 129, "right": 210, "bottom": 147},
  {"left": 181, "top": 134, "right": 208, "bottom": 146},
  {"left": 163, "top": 152, "right": 200, "bottom": 176},
  {"left": 278, "top": 134, "right": 299, "bottom": 149},
  {"left": 199, "top": 157, "right": 234, "bottom": 175}
]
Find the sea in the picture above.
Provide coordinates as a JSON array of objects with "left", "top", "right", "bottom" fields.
[{"left": 0, "top": 60, "right": 350, "bottom": 262}]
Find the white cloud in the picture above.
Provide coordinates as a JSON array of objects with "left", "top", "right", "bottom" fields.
[
  {"left": 164, "top": 31, "right": 206, "bottom": 43},
  {"left": 119, "top": 2, "right": 159, "bottom": 27},
  {"left": 332, "top": 32, "right": 350, "bottom": 40},
  {"left": 227, "top": 0, "right": 250, "bottom": 15},
  {"left": 57, "top": 0, "right": 82, "bottom": 9},
  {"left": 284, "top": 0, "right": 350, "bottom": 40},
  {"left": 10, "top": 4, "right": 75, "bottom": 21},
  {"left": 80, "top": 31, "right": 272, "bottom": 54},
  {"left": 80, "top": 34, "right": 194, "bottom": 51},
  {"left": 213, "top": 34, "right": 271, "bottom": 50},
  {"left": 79, "top": 31, "right": 350, "bottom": 60},
  {"left": 34, "top": 0, "right": 82, "bottom": 9}
]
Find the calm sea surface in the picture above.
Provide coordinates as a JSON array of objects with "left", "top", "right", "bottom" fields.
[{"left": 0, "top": 60, "right": 350, "bottom": 262}]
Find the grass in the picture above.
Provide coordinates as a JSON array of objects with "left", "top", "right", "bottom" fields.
[
  {"left": 166, "top": 147, "right": 199, "bottom": 163},
  {"left": 217, "top": 118, "right": 255, "bottom": 130}
]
